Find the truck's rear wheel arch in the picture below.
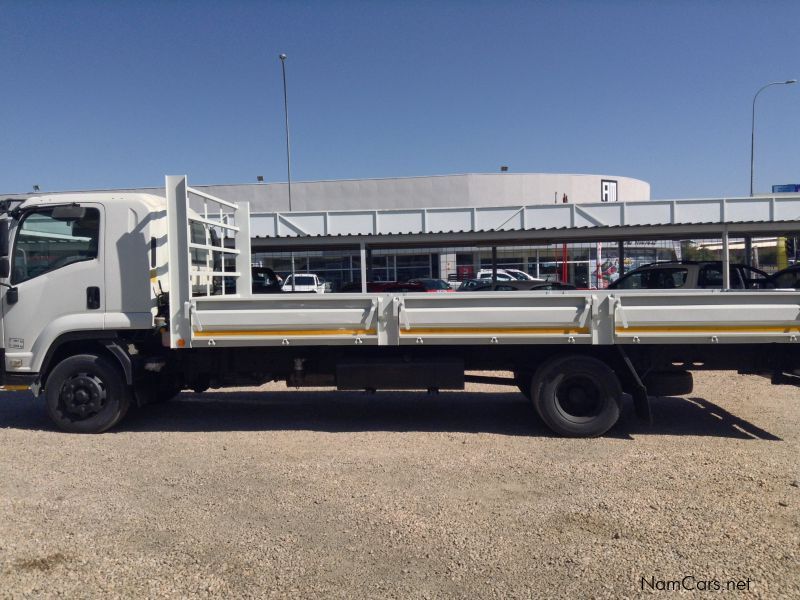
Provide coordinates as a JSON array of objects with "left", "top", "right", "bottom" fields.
[{"left": 39, "top": 332, "right": 133, "bottom": 390}]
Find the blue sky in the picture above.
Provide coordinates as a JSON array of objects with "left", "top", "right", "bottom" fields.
[{"left": 1, "top": 0, "right": 798, "bottom": 198}]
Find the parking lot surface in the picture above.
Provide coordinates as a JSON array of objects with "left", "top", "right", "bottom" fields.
[{"left": 0, "top": 371, "right": 798, "bottom": 599}]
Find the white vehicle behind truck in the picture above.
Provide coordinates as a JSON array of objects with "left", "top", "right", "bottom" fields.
[
  {"left": 477, "top": 268, "right": 542, "bottom": 282},
  {"left": 1, "top": 176, "right": 798, "bottom": 437},
  {"left": 282, "top": 273, "right": 326, "bottom": 293}
]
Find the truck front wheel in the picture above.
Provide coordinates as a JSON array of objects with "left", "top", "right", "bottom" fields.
[
  {"left": 530, "top": 355, "right": 622, "bottom": 438},
  {"left": 45, "top": 354, "right": 131, "bottom": 433}
]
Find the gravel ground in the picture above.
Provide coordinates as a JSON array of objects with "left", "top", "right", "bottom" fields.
[{"left": 0, "top": 370, "right": 798, "bottom": 599}]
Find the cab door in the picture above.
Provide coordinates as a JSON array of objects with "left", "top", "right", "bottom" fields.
[{"left": 2, "top": 205, "right": 105, "bottom": 375}]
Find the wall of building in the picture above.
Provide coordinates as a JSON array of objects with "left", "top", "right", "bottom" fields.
[
  {"left": 201, "top": 173, "right": 650, "bottom": 213},
  {"left": 5, "top": 173, "right": 650, "bottom": 213}
]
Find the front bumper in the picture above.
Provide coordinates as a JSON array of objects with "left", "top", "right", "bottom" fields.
[{"left": 0, "top": 349, "right": 38, "bottom": 390}]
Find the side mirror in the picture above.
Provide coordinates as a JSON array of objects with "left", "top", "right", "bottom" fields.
[
  {"left": 0, "top": 220, "right": 7, "bottom": 258},
  {"left": 0, "top": 257, "right": 8, "bottom": 279},
  {"left": 6, "top": 287, "right": 18, "bottom": 304}
]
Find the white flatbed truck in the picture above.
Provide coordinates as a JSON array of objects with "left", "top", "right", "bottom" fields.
[{"left": 1, "top": 176, "right": 798, "bottom": 437}]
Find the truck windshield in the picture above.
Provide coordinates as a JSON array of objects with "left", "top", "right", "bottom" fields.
[{"left": 11, "top": 208, "right": 100, "bottom": 284}]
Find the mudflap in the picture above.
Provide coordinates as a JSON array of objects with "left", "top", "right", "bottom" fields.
[{"left": 616, "top": 346, "right": 652, "bottom": 425}]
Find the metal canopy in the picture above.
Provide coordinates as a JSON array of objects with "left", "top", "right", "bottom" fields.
[{"left": 249, "top": 194, "right": 800, "bottom": 250}]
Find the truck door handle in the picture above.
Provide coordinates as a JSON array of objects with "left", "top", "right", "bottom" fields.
[{"left": 87, "top": 286, "right": 101, "bottom": 310}]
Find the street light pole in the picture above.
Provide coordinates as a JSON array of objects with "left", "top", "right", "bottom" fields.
[
  {"left": 279, "top": 53, "right": 292, "bottom": 211},
  {"left": 750, "top": 79, "right": 796, "bottom": 196},
  {"left": 747, "top": 79, "right": 796, "bottom": 267},
  {"left": 279, "top": 53, "right": 296, "bottom": 291}
]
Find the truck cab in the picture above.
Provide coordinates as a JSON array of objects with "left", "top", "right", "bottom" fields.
[{"left": 0, "top": 192, "right": 169, "bottom": 429}]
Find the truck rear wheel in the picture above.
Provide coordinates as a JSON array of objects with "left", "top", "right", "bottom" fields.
[
  {"left": 45, "top": 354, "right": 131, "bottom": 433},
  {"left": 530, "top": 355, "right": 622, "bottom": 437}
]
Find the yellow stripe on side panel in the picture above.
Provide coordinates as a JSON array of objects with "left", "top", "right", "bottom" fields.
[
  {"left": 194, "top": 329, "right": 376, "bottom": 337},
  {"left": 616, "top": 325, "right": 800, "bottom": 334},
  {"left": 399, "top": 327, "right": 590, "bottom": 335},
  {"left": 0, "top": 385, "right": 30, "bottom": 392}
]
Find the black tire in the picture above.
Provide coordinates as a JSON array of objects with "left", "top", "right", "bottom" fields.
[
  {"left": 45, "top": 354, "right": 131, "bottom": 433},
  {"left": 530, "top": 355, "right": 622, "bottom": 438}
]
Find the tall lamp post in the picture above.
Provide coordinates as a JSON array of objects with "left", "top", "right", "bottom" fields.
[
  {"left": 279, "top": 53, "right": 296, "bottom": 290},
  {"left": 746, "top": 79, "right": 796, "bottom": 266},
  {"left": 750, "top": 79, "right": 796, "bottom": 196},
  {"left": 279, "top": 53, "right": 292, "bottom": 211}
]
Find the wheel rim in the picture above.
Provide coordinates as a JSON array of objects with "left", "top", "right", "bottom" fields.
[
  {"left": 58, "top": 372, "right": 107, "bottom": 420},
  {"left": 554, "top": 374, "right": 604, "bottom": 422}
]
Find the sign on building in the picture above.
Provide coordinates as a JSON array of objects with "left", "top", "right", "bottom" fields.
[
  {"left": 601, "top": 179, "right": 618, "bottom": 202},
  {"left": 772, "top": 184, "right": 800, "bottom": 193}
]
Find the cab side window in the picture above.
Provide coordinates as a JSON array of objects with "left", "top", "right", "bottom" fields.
[
  {"left": 698, "top": 265, "right": 743, "bottom": 288},
  {"left": 613, "top": 268, "right": 687, "bottom": 289},
  {"left": 614, "top": 271, "right": 645, "bottom": 289},
  {"left": 650, "top": 268, "right": 687, "bottom": 289},
  {"left": 12, "top": 208, "right": 100, "bottom": 284},
  {"left": 697, "top": 265, "right": 722, "bottom": 288}
]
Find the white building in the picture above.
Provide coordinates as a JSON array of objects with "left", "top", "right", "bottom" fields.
[
  {"left": 3, "top": 172, "right": 650, "bottom": 210},
  {"left": 197, "top": 172, "right": 650, "bottom": 212}
]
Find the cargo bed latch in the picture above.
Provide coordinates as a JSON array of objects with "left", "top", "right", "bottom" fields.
[
  {"left": 363, "top": 298, "right": 378, "bottom": 329},
  {"left": 396, "top": 297, "right": 411, "bottom": 331},
  {"left": 613, "top": 296, "right": 629, "bottom": 329}
]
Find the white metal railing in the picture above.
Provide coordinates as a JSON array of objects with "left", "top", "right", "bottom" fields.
[
  {"left": 250, "top": 194, "right": 800, "bottom": 240},
  {"left": 188, "top": 186, "right": 239, "bottom": 210},
  {"left": 188, "top": 185, "right": 241, "bottom": 299},
  {"left": 167, "top": 176, "right": 252, "bottom": 348}
]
